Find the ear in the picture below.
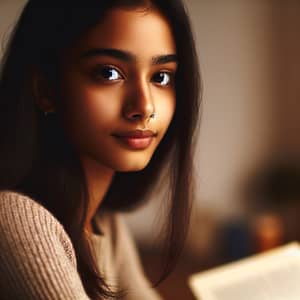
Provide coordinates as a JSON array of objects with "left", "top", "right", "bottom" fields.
[{"left": 32, "top": 69, "right": 56, "bottom": 113}]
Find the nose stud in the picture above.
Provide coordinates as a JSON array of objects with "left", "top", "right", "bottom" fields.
[{"left": 147, "top": 112, "right": 156, "bottom": 122}]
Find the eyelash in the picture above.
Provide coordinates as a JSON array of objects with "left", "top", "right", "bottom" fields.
[
  {"left": 91, "top": 65, "right": 175, "bottom": 87},
  {"left": 91, "top": 65, "right": 124, "bottom": 82},
  {"left": 151, "top": 71, "right": 174, "bottom": 87}
]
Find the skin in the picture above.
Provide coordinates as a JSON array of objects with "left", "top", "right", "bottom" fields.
[{"left": 40, "top": 7, "right": 177, "bottom": 232}]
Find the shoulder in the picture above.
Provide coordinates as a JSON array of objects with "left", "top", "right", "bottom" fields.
[
  {"left": 0, "top": 190, "right": 90, "bottom": 299},
  {"left": 0, "top": 190, "right": 76, "bottom": 265},
  {"left": 0, "top": 189, "right": 55, "bottom": 220},
  {"left": 0, "top": 190, "right": 66, "bottom": 237},
  {"left": 0, "top": 189, "right": 53, "bottom": 214}
]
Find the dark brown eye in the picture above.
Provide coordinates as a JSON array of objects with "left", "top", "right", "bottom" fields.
[
  {"left": 93, "top": 66, "right": 123, "bottom": 81},
  {"left": 152, "top": 72, "right": 172, "bottom": 86}
]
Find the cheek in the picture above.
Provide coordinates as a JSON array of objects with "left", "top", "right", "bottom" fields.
[
  {"left": 59, "top": 85, "right": 123, "bottom": 153},
  {"left": 156, "top": 90, "right": 176, "bottom": 129},
  {"left": 62, "top": 85, "right": 121, "bottom": 127}
]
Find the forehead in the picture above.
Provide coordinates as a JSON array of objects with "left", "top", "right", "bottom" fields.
[{"left": 71, "top": 7, "right": 176, "bottom": 59}]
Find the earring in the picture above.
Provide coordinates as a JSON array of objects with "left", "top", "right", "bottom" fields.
[{"left": 44, "top": 111, "right": 55, "bottom": 117}]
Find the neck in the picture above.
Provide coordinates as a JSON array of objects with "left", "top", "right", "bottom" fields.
[{"left": 80, "top": 155, "right": 115, "bottom": 233}]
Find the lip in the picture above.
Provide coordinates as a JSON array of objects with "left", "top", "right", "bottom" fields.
[
  {"left": 112, "top": 129, "right": 157, "bottom": 150},
  {"left": 112, "top": 129, "right": 157, "bottom": 138}
]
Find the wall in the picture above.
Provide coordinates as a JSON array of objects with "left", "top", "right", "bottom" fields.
[
  {"left": 272, "top": 0, "right": 300, "bottom": 158},
  {"left": 0, "top": 0, "right": 24, "bottom": 56},
  {"left": 185, "top": 0, "right": 276, "bottom": 218}
]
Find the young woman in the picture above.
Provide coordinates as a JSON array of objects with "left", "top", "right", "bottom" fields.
[{"left": 0, "top": 0, "right": 200, "bottom": 299}]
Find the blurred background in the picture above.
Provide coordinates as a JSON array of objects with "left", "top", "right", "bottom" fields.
[{"left": 1, "top": 0, "right": 300, "bottom": 299}]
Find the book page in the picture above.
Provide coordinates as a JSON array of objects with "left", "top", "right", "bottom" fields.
[{"left": 188, "top": 242, "right": 300, "bottom": 300}]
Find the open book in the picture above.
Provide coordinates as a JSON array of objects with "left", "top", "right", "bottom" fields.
[{"left": 188, "top": 242, "right": 300, "bottom": 300}]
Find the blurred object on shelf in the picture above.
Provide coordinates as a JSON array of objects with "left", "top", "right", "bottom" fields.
[
  {"left": 219, "top": 218, "right": 253, "bottom": 262},
  {"left": 244, "top": 160, "right": 300, "bottom": 244},
  {"left": 251, "top": 212, "right": 284, "bottom": 252}
]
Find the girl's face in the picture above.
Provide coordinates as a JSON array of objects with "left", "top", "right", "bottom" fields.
[{"left": 59, "top": 7, "right": 177, "bottom": 172}]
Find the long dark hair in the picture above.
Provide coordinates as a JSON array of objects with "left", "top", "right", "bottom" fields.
[{"left": 0, "top": 0, "right": 201, "bottom": 299}]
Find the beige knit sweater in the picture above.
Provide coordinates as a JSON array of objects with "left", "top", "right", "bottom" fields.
[{"left": 0, "top": 191, "right": 162, "bottom": 300}]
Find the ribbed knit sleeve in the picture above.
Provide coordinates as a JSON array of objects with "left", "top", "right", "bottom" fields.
[{"left": 0, "top": 191, "right": 90, "bottom": 300}]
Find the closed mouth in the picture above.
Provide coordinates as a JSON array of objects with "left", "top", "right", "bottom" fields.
[
  {"left": 112, "top": 129, "right": 157, "bottom": 138},
  {"left": 112, "top": 130, "right": 157, "bottom": 150}
]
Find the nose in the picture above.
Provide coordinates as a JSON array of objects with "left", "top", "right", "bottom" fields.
[{"left": 122, "top": 78, "right": 155, "bottom": 122}]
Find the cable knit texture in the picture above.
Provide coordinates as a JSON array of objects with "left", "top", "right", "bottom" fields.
[{"left": 0, "top": 191, "right": 162, "bottom": 300}]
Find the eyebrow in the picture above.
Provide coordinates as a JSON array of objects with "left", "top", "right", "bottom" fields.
[{"left": 80, "top": 48, "right": 178, "bottom": 65}]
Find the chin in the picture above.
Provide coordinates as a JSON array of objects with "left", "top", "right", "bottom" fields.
[
  {"left": 113, "top": 157, "right": 152, "bottom": 173},
  {"left": 117, "top": 163, "right": 149, "bottom": 173}
]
